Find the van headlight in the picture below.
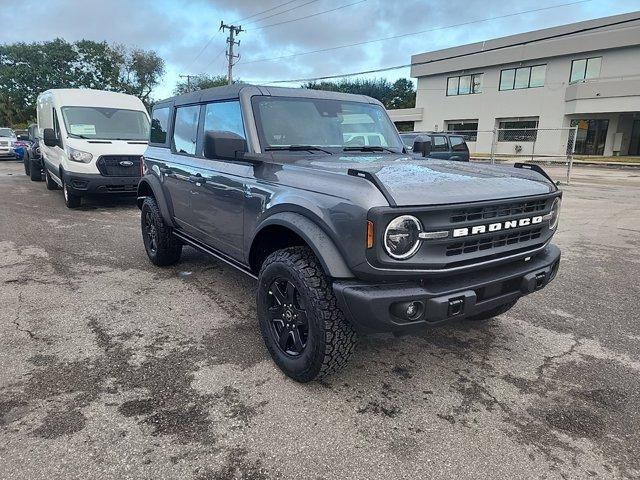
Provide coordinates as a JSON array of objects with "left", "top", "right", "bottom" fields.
[
  {"left": 384, "top": 215, "right": 422, "bottom": 260},
  {"left": 548, "top": 197, "right": 561, "bottom": 230},
  {"left": 68, "top": 146, "right": 93, "bottom": 163}
]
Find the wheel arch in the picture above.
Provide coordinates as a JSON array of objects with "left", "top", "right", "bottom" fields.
[
  {"left": 249, "top": 212, "right": 354, "bottom": 279},
  {"left": 137, "top": 175, "right": 176, "bottom": 227}
]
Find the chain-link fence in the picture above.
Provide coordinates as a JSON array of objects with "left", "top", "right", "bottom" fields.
[{"left": 448, "top": 126, "right": 579, "bottom": 184}]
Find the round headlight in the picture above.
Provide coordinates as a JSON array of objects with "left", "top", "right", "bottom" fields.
[
  {"left": 549, "top": 197, "right": 561, "bottom": 230},
  {"left": 384, "top": 215, "right": 422, "bottom": 260}
]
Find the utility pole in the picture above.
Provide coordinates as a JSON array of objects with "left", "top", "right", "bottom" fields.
[
  {"left": 178, "top": 74, "right": 197, "bottom": 92},
  {"left": 220, "top": 21, "right": 243, "bottom": 85}
]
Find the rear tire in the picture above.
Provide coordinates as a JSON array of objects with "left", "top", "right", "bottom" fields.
[
  {"left": 141, "top": 196, "right": 182, "bottom": 266},
  {"left": 30, "top": 158, "right": 42, "bottom": 181},
  {"left": 23, "top": 152, "right": 30, "bottom": 175},
  {"left": 62, "top": 179, "right": 81, "bottom": 208},
  {"left": 465, "top": 300, "right": 518, "bottom": 322},
  {"left": 44, "top": 168, "right": 58, "bottom": 190},
  {"left": 257, "top": 246, "right": 357, "bottom": 382}
]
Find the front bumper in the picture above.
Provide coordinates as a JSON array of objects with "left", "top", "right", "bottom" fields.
[
  {"left": 333, "top": 244, "right": 560, "bottom": 333},
  {"left": 0, "top": 148, "right": 15, "bottom": 158},
  {"left": 63, "top": 171, "right": 140, "bottom": 196}
]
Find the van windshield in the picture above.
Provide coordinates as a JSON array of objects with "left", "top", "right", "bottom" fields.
[
  {"left": 61, "top": 107, "right": 150, "bottom": 141},
  {"left": 0, "top": 128, "right": 14, "bottom": 137},
  {"left": 251, "top": 96, "right": 403, "bottom": 153}
]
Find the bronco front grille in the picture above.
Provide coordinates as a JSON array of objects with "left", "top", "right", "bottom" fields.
[
  {"left": 446, "top": 227, "right": 543, "bottom": 256},
  {"left": 449, "top": 198, "right": 548, "bottom": 224},
  {"left": 96, "top": 155, "right": 141, "bottom": 177}
]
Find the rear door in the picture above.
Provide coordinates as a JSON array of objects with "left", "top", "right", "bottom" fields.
[
  {"left": 429, "top": 134, "right": 451, "bottom": 159},
  {"left": 449, "top": 135, "right": 470, "bottom": 161}
]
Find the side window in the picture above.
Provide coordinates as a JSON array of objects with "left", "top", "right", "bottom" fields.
[
  {"left": 173, "top": 105, "right": 200, "bottom": 155},
  {"left": 432, "top": 135, "right": 448, "bottom": 152},
  {"left": 203, "top": 100, "right": 245, "bottom": 140},
  {"left": 150, "top": 106, "right": 170, "bottom": 144},
  {"left": 450, "top": 136, "right": 468, "bottom": 152}
]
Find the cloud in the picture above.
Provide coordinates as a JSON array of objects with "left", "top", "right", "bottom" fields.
[{"left": 1, "top": 0, "right": 637, "bottom": 98}]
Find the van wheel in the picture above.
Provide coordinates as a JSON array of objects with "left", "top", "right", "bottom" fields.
[
  {"left": 465, "top": 300, "right": 518, "bottom": 322},
  {"left": 23, "top": 152, "right": 30, "bottom": 175},
  {"left": 62, "top": 179, "right": 81, "bottom": 208},
  {"left": 257, "top": 246, "right": 357, "bottom": 382},
  {"left": 44, "top": 168, "right": 58, "bottom": 190},
  {"left": 141, "top": 197, "right": 182, "bottom": 266},
  {"left": 30, "top": 158, "right": 42, "bottom": 181}
]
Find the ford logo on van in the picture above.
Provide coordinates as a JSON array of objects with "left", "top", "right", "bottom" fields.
[{"left": 119, "top": 160, "right": 134, "bottom": 167}]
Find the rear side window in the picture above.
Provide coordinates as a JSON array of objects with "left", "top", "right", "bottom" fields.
[
  {"left": 150, "top": 107, "right": 170, "bottom": 144},
  {"left": 203, "top": 100, "right": 245, "bottom": 139},
  {"left": 432, "top": 135, "right": 448, "bottom": 152},
  {"left": 173, "top": 105, "right": 200, "bottom": 155},
  {"left": 450, "top": 136, "right": 468, "bottom": 152}
]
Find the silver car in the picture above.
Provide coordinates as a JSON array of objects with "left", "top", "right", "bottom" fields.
[{"left": 0, "top": 128, "right": 17, "bottom": 159}]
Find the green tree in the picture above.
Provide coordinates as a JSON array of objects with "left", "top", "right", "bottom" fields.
[
  {"left": 302, "top": 77, "right": 415, "bottom": 110},
  {"left": 173, "top": 74, "right": 238, "bottom": 95},
  {"left": 0, "top": 39, "right": 164, "bottom": 125}
]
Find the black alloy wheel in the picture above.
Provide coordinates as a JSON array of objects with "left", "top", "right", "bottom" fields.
[
  {"left": 143, "top": 209, "right": 159, "bottom": 256},
  {"left": 267, "top": 278, "right": 309, "bottom": 356}
]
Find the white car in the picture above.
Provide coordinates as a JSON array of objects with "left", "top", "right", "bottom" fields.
[
  {"left": 37, "top": 89, "right": 150, "bottom": 208},
  {"left": 0, "top": 128, "right": 17, "bottom": 159}
]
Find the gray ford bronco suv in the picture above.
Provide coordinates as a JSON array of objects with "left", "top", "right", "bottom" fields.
[{"left": 137, "top": 85, "right": 561, "bottom": 382}]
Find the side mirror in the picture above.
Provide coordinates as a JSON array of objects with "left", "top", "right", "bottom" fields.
[
  {"left": 413, "top": 136, "right": 432, "bottom": 157},
  {"left": 203, "top": 130, "right": 247, "bottom": 160},
  {"left": 43, "top": 128, "right": 58, "bottom": 147}
]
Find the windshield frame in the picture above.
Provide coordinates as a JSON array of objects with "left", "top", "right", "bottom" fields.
[
  {"left": 60, "top": 106, "right": 150, "bottom": 141},
  {"left": 250, "top": 95, "right": 403, "bottom": 154}
]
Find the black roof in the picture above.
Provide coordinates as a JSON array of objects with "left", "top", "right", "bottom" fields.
[{"left": 154, "top": 84, "right": 383, "bottom": 108}]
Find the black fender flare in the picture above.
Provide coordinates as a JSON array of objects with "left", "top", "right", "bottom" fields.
[
  {"left": 136, "top": 175, "right": 176, "bottom": 227},
  {"left": 254, "top": 212, "right": 354, "bottom": 279}
]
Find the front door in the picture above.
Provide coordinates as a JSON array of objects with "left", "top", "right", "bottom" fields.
[
  {"left": 571, "top": 119, "right": 609, "bottom": 155},
  {"left": 429, "top": 135, "right": 451, "bottom": 159},
  {"left": 188, "top": 100, "right": 248, "bottom": 261}
]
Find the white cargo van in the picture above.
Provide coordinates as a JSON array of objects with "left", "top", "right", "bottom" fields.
[{"left": 37, "top": 89, "right": 150, "bottom": 208}]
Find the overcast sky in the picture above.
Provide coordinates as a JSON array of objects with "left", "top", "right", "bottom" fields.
[{"left": 1, "top": 0, "right": 638, "bottom": 99}]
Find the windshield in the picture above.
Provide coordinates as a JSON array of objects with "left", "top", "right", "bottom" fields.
[
  {"left": 0, "top": 128, "right": 14, "bottom": 137},
  {"left": 252, "top": 96, "right": 403, "bottom": 153},
  {"left": 61, "top": 107, "right": 150, "bottom": 140}
]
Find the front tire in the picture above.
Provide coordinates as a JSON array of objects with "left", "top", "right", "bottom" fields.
[
  {"left": 141, "top": 197, "right": 182, "bottom": 266},
  {"left": 257, "top": 246, "right": 357, "bottom": 382},
  {"left": 44, "top": 168, "right": 58, "bottom": 190},
  {"left": 62, "top": 178, "right": 81, "bottom": 208},
  {"left": 30, "top": 157, "right": 42, "bottom": 181}
]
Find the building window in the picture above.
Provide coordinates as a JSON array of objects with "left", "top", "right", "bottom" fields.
[
  {"left": 446, "top": 73, "right": 483, "bottom": 96},
  {"left": 498, "top": 119, "right": 539, "bottom": 142},
  {"left": 446, "top": 121, "right": 478, "bottom": 141},
  {"left": 570, "top": 119, "right": 609, "bottom": 155},
  {"left": 499, "top": 65, "right": 547, "bottom": 90},
  {"left": 570, "top": 57, "right": 601, "bottom": 83}
]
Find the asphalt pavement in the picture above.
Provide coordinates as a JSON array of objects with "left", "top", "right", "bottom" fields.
[{"left": 0, "top": 160, "right": 639, "bottom": 479}]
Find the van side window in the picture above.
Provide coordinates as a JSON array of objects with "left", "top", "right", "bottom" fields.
[
  {"left": 203, "top": 101, "right": 245, "bottom": 140},
  {"left": 432, "top": 135, "right": 448, "bottom": 152},
  {"left": 150, "top": 107, "right": 170, "bottom": 144},
  {"left": 173, "top": 105, "right": 200, "bottom": 155},
  {"left": 450, "top": 136, "right": 468, "bottom": 152}
]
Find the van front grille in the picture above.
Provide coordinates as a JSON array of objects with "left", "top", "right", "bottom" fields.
[{"left": 96, "top": 155, "right": 141, "bottom": 177}]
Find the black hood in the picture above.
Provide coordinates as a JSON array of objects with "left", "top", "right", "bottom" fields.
[{"left": 283, "top": 154, "right": 556, "bottom": 206}]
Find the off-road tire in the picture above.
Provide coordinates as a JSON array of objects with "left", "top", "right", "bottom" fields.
[
  {"left": 29, "top": 157, "right": 42, "bottom": 181},
  {"left": 257, "top": 246, "right": 357, "bottom": 382},
  {"left": 62, "top": 178, "right": 81, "bottom": 208},
  {"left": 141, "top": 196, "right": 182, "bottom": 266},
  {"left": 465, "top": 300, "right": 518, "bottom": 322},
  {"left": 23, "top": 152, "right": 30, "bottom": 175},
  {"left": 44, "top": 168, "right": 58, "bottom": 190}
]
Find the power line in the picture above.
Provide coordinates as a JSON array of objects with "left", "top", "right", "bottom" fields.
[
  {"left": 231, "top": 0, "right": 299, "bottom": 23},
  {"left": 251, "top": 0, "right": 367, "bottom": 31},
  {"left": 242, "top": 0, "right": 322, "bottom": 27},
  {"left": 245, "top": 13, "right": 639, "bottom": 85},
  {"left": 238, "top": 0, "right": 594, "bottom": 66}
]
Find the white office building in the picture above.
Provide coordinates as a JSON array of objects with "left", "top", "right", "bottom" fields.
[{"left": 390, "top": 12, "right": 640, "bottom": 157}]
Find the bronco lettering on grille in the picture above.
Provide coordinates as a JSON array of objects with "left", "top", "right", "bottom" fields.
[{"left": 452, "top": 215, "right": 543, "bottom": 238}]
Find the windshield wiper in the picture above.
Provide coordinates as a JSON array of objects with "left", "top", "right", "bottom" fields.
[
  {"left": 265, "top": 145, "right": 333, "bottom": 155},
  {"left": 343, "top": 146, "right": 397, "bottom": 153}
]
